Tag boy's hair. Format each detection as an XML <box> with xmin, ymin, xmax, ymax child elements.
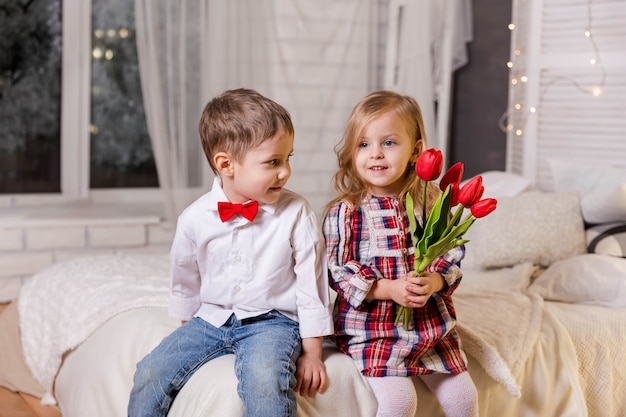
<box><xmin>328</xmin><ymin>90</ymin><xmax>440</xmax><ymax>211</ymax></box>
<box><xmin>198</xmin><ymin>88</ymin><xmax>294</xmax><ymax>174</ymax></box>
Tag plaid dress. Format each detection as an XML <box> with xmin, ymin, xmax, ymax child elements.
<box><xmin>323</xmin><ymin>196</ymin><xmax>468</xmax><ymax>377</ymax></box>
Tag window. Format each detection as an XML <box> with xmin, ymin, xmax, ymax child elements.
<box><xmin>0</xmin><ymin>0</ymin><xmax>158</xmax><ymax>199</ymax></box>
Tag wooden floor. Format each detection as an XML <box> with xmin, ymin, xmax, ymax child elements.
<box><xmin>0</xmin><ymin>387</ymin><xmax>61</xmax><ymax>417</ymax></box>
<box><xmin>0</xmin><ymin>303</ymin><xmax>61</xmax><ymax>417</ymax></box>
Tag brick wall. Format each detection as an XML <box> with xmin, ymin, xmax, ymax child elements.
<box><xmin>0</xmin><ymin>209</ymin><xmax>174</xmax><ymax>301</ymax></box>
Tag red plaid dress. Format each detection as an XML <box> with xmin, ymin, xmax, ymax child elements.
<box><xmin>323</xmin><ymin>196</ymin><xmax>468</xmax><ymax>376</ymax></box>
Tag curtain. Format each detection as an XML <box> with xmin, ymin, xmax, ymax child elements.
<box><xmin>393</xmin><ymin>0</ymin><xmax>473</xmax><ymax>163</ymax></box>
<box><xmin>134</xmin><ymin>0</ymin><xmax>273</xmax><ymax>222</ymax></box>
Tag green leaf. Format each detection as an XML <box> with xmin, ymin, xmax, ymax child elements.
<box><xmin>417</xmin><ymin>234</ymin><xmax>463</xmax><ymax>272</ymax></box>
<box><xmin>417</xmin><ymin>186</ymin><xmax>451</xmax><ymax>254</ymax></box>
<box><xmin>448</xmin><ymin>215</ymin><xmax>476</xmax><ymax>239</ymax></box>
<box><xmin>405</xmin><ymin>192</ymin><xmax>418</xmax><ymax>237</ymax></box>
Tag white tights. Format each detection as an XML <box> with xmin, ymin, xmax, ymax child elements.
<box><xmin>366</xmin><ymin>372</ymin><xmax>478</xmax><ymax>417</ymax></box>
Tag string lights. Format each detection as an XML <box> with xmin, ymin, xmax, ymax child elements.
<box><xmin>499</xmin><ymin>0</ymin><xmax>606</xmax><ymax>135</ymax></box>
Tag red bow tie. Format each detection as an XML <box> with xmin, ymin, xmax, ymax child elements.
<box><xmin>217</xmin><ymin>201</ymin><xmax>259</xmax><ymax>222</ymax></box>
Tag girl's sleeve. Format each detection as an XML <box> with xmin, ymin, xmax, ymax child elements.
<box><xmin>426</xmin><ymin>245</ymin><xmax>465</xmax><ymax>295</ymax></box>
<box><xmin>323</xmin><ymin>203</ymin><xmax>384</xmax><ymax>309</ymax></box>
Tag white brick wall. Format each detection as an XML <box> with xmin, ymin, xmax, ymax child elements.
<box><xmin>270</xmin><ymin>0</ymin><xmax>386</xmax><ymax>214</ymax></box>
<box><xmin>26</xmin><ymin>227</ymin><xmax>86</xmax><ymax>250</ymax></box>
<box><xmin>0</xmin><ymin>210</ymin><xmax>174</xmax><ymax>302</ymax></box>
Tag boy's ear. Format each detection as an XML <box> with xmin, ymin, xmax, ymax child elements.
<box><xmin>214</xmin><ymin>152</ymin><xmax>234</xmax><ymax>177</ymax></box>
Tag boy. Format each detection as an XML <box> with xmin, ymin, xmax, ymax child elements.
<box><xmin>128</xmin><ymin>88</ymin><xmax>333</xmax><ymax>417</ymax></box>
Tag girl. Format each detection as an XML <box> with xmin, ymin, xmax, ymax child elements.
<box><xmin>323</xmin><ymin>91</ymin><xmax>478</xmax><ymax>417</ymax></box>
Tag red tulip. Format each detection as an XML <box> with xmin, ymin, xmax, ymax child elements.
<box><xmin>415</xmin><ymin>148</ymin><xmax>443</xmax><ymax>181</ymax></box>
<box><xmin>458</xmin><ymin>176</ymin><xmax>484</xmax><ymax>207</ymax></box>
<box><xmin>470</xmin><ymin>198</ymin><xmax>497</xmax><ymax>218</ymax></box>
<box><xmin>449</xmin><ymin>182</ymin><xmax>460</xmax><ymax>207</ymax></box>
<box><xmin>439</xmin><ymin>162</ymin><xmax>464</xmax><ymax>192</ymax></box>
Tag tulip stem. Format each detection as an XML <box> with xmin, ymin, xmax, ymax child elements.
<box><xmin>421</xmin><ymin>181</ymin><xmax>427</xmax><ymax>225</ymax></box>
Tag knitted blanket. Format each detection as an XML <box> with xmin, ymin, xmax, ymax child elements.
<box><xmin>18</xmin><ymin>253</ymin><xmax>171</xmax><ymax>405</ymax></box>
<box><xmin>455</xmin><ymin>289</ymin><xmax>544</xmax><ymax>397</ymax></box>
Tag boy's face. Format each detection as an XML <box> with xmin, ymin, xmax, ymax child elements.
<box><xmin>224</xmin><ymin>130</ymin><xmax>294</xmax><ymax>205</ymax></box>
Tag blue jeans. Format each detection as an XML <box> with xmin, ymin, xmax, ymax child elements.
<box><xmin>128</xmin><ymin>311</ymin><xmax>301</xmax><ymax>417</ymax></box>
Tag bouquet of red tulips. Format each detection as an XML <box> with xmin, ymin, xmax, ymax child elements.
<box><xmin>395</xmin><ymin>148</ymin><xmax>498</xmax><ymax>328</ymax></box>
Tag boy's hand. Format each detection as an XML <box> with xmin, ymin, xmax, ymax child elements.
<box><xmin>294</xmin><ymin>337</ymin><xmax>327</xmax><ymax>397</ymax></box>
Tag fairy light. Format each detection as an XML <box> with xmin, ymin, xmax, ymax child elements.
<box><xmin>499</xmin><ymin>0</ymin><xmax>606</xmax><ymax>135</ymax></box>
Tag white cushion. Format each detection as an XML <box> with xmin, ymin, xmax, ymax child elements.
<box><xmin>547</xmin><ymin>159</ymin><xmax>626</xmax><ymax>194</ymax></box>
<box><xmin>460</xmin><ymin>170</ymin><xmax>531</xmax><ymax>199</ymax></box>
<box><xmin>547</xmin><ymin>159</ymin><xmax>626</xmax><ymax>224</ymax></box>
<box><xmin>462</xmin><ymin>191</ymin><xmax>586</xmax><ymax>269</ymax></box>
<box><xmin>580</xmin><ymin>184</ymin><xmax>626</xmax><ymax>225</ymax></box>
<box><xmin>528</xmin><ymin>254</ymin><xmax>626</xmax><ymax>308</ymax></box>
<box><xmin>586</xmin><ymin>222</ymin><xmax>626</xmax><ymax>258</ymax></box>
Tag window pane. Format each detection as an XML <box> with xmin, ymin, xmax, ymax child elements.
<box><xmin>0</xmin><ymin>0</ymin><xmax>62</xmax><ymax>194</ymax></box>
<box><xmin>90</xmin><ymin>0</ymin><xmax>158</xmax><ymax>188</ymax></box>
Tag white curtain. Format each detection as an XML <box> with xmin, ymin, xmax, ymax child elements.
<box><xmin>134</xmin><ymin>0</ymin><xmax>377</xmax><ymax>220</ymax></box>
<box><xmin>134</xmin><ymin>0</ymin><xmax>273</xmax><ymax>222</ymax></box>
<box><xmin>391</xmin><ymin>0</ymin><xmax>473</xmax><ymax>163</ymax></box>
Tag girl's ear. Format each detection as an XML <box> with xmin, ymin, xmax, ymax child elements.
<box><xmin>214</xmin><ymin>152</ymin><xmax>234</xmax><ymax>177</ymax></box>
<box><xmin>411</xmin><ymin>138</ymin><xmax>423</xmax><ymax>162</ymax></box>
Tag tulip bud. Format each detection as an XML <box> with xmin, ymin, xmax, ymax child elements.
<box><xmin>470</xmin><ymin>198</ymin><xmax>497</xmax><ymax>218</ymax></box>
<box><xmin>415</xmin><ymin>148</ymin><xmax>444</xmax><ymax>181</ymax></box>
<box><xmin>449</xmin><ymin>182</ymin><xmax>460</xmax><ymax>207</ymax></box>
<box><xmin>458</xmin><ymin>176</ymin><xmax>484</xmax><ymax>207</ymax></box>
<box><xmin>439</xmin><ymin>162</ymin><xmax>464</xmax><ymax>192</ymax></box>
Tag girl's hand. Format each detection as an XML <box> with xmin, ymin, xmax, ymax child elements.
<box><xmin>404</xmin><ymin>271</ymin><xmax>444</xmax><ymax>307</ymax></box>
<box><xmin>366</xmin><ymin>272</ymin><xmax>444</xmax><ymax>307</ymax></box>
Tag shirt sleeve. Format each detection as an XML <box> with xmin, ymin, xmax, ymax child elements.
<box><xmin>323</xmin><ymin>203</ymin><xmax>384</xmax><ymax>309</ymax></box>
<box><xmin>168</xmin><ymin>215</ymin><xmax>202</xmax><ymax>321</ymax></box>
<box><xmin>291</xmin><ymin>207</ymin><xmax>334</xmax><ymax>339</ymax></box>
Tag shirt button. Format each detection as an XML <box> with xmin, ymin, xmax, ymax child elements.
<box><xmin>234</xmin><ymin>255</ymin><xmax>241</xmax><ymax>262</ymax></box>
<box><xmin>234</xmin><ymin>285</ymin><xmax>241</xmax><ymax>292</ymax></box>
<box><xmin>402</xmin><ymin>248</ymin><xmax>408</xmax><ymax>254</ymax></box>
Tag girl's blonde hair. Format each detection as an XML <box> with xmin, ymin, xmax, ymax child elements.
<box><xmin>327</xmin><ymin>90</ymin><xmax>441</xmax><ymax>213</ymax></box>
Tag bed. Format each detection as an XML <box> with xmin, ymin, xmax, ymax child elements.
<box><xmin>1</xmin><ymin>171</ymin><xmax>625</xmax><ymax>417</ymax></box>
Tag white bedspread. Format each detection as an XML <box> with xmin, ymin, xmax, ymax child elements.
<box><xmin>545</xmin><ymin>302</ymin><xmax>626</xmax><ymax>417</ymax></box>
<box><xmin>18</xmin><ymin>253</ymin><xmax>171</xmax><ymax>405</ymax></box>
<box><xmin>18</xmin><ymin>253</ymin><xmax>544</xmax><ymax>406</ymax></box>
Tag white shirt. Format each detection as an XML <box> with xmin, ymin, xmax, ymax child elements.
<box><xmin>169</xmin><ymin>178</ymin><xmax>333</xmax><ymax>339</ymax></box>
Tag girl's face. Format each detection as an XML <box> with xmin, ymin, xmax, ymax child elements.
<box><xmin>354</xmin><ymin>111</ymin><xmax>418</xmax><ymax>197</ymax></box>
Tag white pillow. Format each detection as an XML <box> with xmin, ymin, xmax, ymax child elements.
<box><xmin>528</xmin><ymin>254</ymin><xmax>626</xmax><ymax>308</ymax></box>
<box><xmin>462</xmin><ymin>191</ymin><xmax>586</xmax><ymax>269</ymax></box>
<box><xmin>547</xmin><ymin>159</ymin><xmax>626</xmax><ymax>194</ymax></box>
<box><xmin>586</xmin><ymin>222</ymin><xmax>626</xmax><ymax>258</ymax></box>
<box><xmin>580</xmin><ymin>184</ymin><xmax>626</xmax><ymax>224</ymax></box>
<box><xmin>460</xmin><ymin>171</ymin><xmax>532</xmax><ymax>199</ymax></box>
